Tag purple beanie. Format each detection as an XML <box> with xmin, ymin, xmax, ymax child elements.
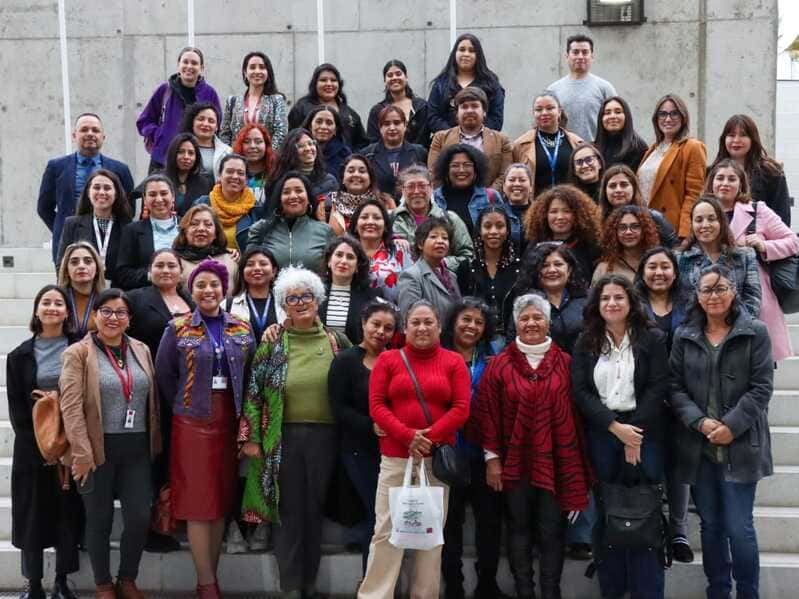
<box><xmin>187</xmin><ymin>259</ymin><xmax>230</xmax><ymax>296</ymax></box>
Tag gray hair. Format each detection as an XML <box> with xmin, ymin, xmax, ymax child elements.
<box><xmin>512</xmin><ymin>293</ymin><xmax>551</xmax><ymax>324</ymax></box>
<box><xmin>273</xmin><ymin>266</ymin><xmax>326</xmax><ymax>308</ymax></box>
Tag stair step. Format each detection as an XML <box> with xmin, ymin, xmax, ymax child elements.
<box><xmin>788</xmin><ymin>324</ymin><xmax>799</xmax><ymax>349</ymax></box>
<box><xmin>0</xmin><ymin>328</ymin><xmax>28</xmax><ymax>356</ymax></box>
<box><xmin>0</xmin><ymin>274</ymin><xmax>56</xmax><ymax>300</ymax></box>
<box><xmin>686</xmin><ymin>506</ymin><xmax>799</xmax><ymax>553</ymax></box>
<box><xmin>770</xmin><ymin>390</ymin><xmax>799</xmax><ymax>427</ymax></box>
<box><xmin>0</xmin><ymin>358</ymin><xmax>5</xmax><ymax>387</ymax></box>
<box><xmin>0</xmin><ymin>300</ymin><xmax>33</xmax><ymax>326</ymax></box>
<box><xmin>775</xmin><ymin>357</ymin><xmax>799</xmax><ymax>390</ymax></box>
<box><xmin>0</xmin><ymin>248</ymin><xmax>54</xmax><ymax>273</ymax></box>
<box><xmin>757</xmin><ymin>466</ymin><xmax>799</xmax><ymax>507</ymax></box>
<box><xmin>771</xmin><ymin>426</ymin><xmax>799</xmax><ymax>465</ymax></box>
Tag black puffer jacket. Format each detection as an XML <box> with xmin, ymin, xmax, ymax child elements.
<box><xmin>669</xmin><ymin>311</ymin><xmax>773</xmax><ymax>484</ymax></box>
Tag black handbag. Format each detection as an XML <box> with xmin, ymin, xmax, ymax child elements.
<box><xmin>398</xmin><ymin>349</ymin><xmax>471</xmax><ymax>488</ymax></box>
<box><xmin>599</xmin><ymin>479</ymin><xmax>664</xmax><ymax>550</ymax></box>
<box><xmin>748</xmin><ymin>202</ymin><xmax>799</xmax><ymax>312</ymax></box>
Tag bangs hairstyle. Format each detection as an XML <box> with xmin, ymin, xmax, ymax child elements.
<box><xmin>273</xmin><ymin>266</ymin><xmax>326</xmax><ymax>308</ymax></box>
<box><xmin>232</xmin><ymin>246</ymin><xmax>279</xmax><ymax>297</ymax></box>
<box><xmin>339</xmin><ymin>154</ymin><xmax>379</xmax><ymax>194</ymax></box>
<box><xmin>179</xmin><ymin>101</ymin><xmax>221</xmax><ymax>136</ymax></box>
<box><xmin>433</xmin><ymin>33</ymin><xmax>500</xmax><ymax>95</ymax></box>
<box><xmin>240</xmin><ymin>51</ymin><xmax>281</xmax><ymax>96</ymax></box>
<box><xmin>634</xmin><ymin>245</ymin><xmax>683</xmax><ymax>304</ymax></box>
<box><xmin>361</xmin><ymin>297</ymin><xmax>402</xmax><ymax>329</ymax></box>
<box><xmin>568</xmin><ymin>141</ymin><xmax>605</xmax><ymax>182</ymax></box>
<box><xmin>30</xmin><ymin>284</ymin><xmax>75</xmax><ymax>336</ymax></box>
<box><xmin>594</xmin><ymin>96</ymin><xmax>647</xmax><ymax>158</ymax></box>
<box><xmin>377</xmin><ymin>104</ymin><xmax>407</xmax><ymax>127</ymax></box>
<box><xmin>578</xmin><ymin>273</ymin><xmax>652</xmax><ymax>356</ymax></box>
<box><xmin>413</xmin><ymin>216</ymin><xmax>454</xmax><ymax>259</ymax></box>
<box><xmin>75</xmin><ymin>168</ymin><xmax>131</xmax><ymax>222</ymax></box>
<box><xmin>307</xmin><ymin>63</ymin><xmax>347</xmax><ymax>104</ymax></box>
<box><xmin>434</xmin><ymin>143</ymin><xmax>489</xmax><ymax>188</ymax></box>
<box><xmin>302</xmin><ymin>105</ymin><xmax>344</xmax><ymax>141</ymax></box>
<box><xmin>232</xmin><ymin>123</ymin><xmax>276</xmax><ymax>176</ymax></box>
<box><xmin>705</xmin><ymin>158</ymin><xmax>751</xmax><ymax>203</ymax></box>
<box><xmin>713</xmin><ymin>114</ymin><xmax>783</xmax><ymax>178</ymax></box>
<box><xmin>598</xmin><ymin>164</ymin><xmax>644</xmax><ymax>218</ymax></box>
<box><xmin>518</xmin><ymin>241</ymin><xmax>587</xmax><ymax>296</ymax></box>
<box><xmin>441</xmin><ymin>295</ymin><xmax>496</xmax><ymax>350</ymax></box>
<box><xmin>173</xmin><ymin>205</ymin><xmax>228</xmax><ymax>253</ymax></box>
<box><xmin>685</xmin><ymin>263</ymin><xmax>744</xmax><ymax>328</ymax></box>
<box><xmin>347</xmin><ymin>198</ymin><xmax>397</xmax><ymax>253</ymax></box>
<box><xmin>651</xmin><ymin>94</ymin><xmax>690</xmax><ymax>143</ymax></box>
<box><xmin>599</xmin><ymin>205</ymin><xmax>660</xmax><ymax>265</ymax></box>
<box><xmin>686</xmin><ymin>195</ymin><xmax>736</xmax><ymax>255</ymax></box>
<box><xmin>523</xmin><ymin>184</ymin><xmax>602</xmax><ymax>244</ymax></box>
<box><xmin>454</xmin><ymin>86</ymin><xmax>488</xmax><ymax>111</ymax></box>
<box><xmin>57</xmin><ymin>241</ymin><xmax>107</xmax><ymax>294</ymax></box>
<box><xmin>381</xmin><ymin>59</ymin><xmax>415</xmax><ymax>102</ymax></box>
<box><xmin>164</xmin><ymin>133</ymin><xmax>204</xmax><ymax>180</ymax></box>
<box><xmin>272</xmin><ymin>128</ymin><xmax>327</xmax><ymax>183</ymax></box>
<box><xmin>321</xmin><ymin>234</ymin><xmax>371</xmax><ymax>290</ymax></box>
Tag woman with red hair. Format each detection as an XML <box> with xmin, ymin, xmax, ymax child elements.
<box><xmin>592</xmin><ymin>205</ymin><xmax>660</xmax><ymax>283</ymax></box>
<box><xmin>232</xmin><ymin>123</ymin><xmax>276</xmax><ymax>210</ymax></box>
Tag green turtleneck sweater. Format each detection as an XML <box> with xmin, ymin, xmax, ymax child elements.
<box><xmin>283</xmin><ymin>325</ymin><xmax>336</xmax><ymax>424</ymax></box>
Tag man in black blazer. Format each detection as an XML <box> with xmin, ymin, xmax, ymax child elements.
<box><xmin>37</xmin><ymin>113</ymin><xmax>135</xmax><ymax>263</ymax></box>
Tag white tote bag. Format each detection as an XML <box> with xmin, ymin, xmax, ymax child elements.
<box><xmin>388</xmin><ymin>458</ymin><xmax>445</xmax><ymax>550</ymax></box>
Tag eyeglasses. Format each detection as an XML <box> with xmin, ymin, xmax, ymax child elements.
<box><xmin>698</xmin><ymin>286</ymin><xmax>731</xmax><ymax>297</ymax></box>
<box><xmin>574</xmin><ymin>155</ymin><xmax>597</xmax><ymax>167</ymax></box>
<box><xmin>403</xmin><ymin>182</ymin><xmax>430</xmax><ymax>191</ymax></box>
<box><xmin>97</xmin><ymin>307</ymin><xmax>130</xmax><ymax>320</ymax></box>
<box><xmin>296</xmin><ymin>140</ymin><xmax>317</xmax><ymax>150</ymax></box>
<box><xmin>285</xmin><ymin>292</ymin><xmax>316</xmax><ymax>306</ymax></box>
<box><xmin>616</xmin><ymin>223</ymin><xmax>642</xmax><ymax>233</ymax></box>
<box><xmin>657</xmin><ymin>110</ymin><xmax>682</xmax><ymax>121</ymax></box>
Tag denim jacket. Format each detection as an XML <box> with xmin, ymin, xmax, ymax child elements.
<box><xmin>432</xmin><ymin>186</ymin><xmax>521</xmax><ymax>247</ymax></box>
<box><xmin>155</xmin><ymin>308</ymin><xmax>255</xmax><ymax>419</ymax></box>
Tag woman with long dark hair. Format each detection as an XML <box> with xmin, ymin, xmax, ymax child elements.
<box><xmin>172</xmin><ymin>205</ymin><xmax>239</xmax><ymax>290</ymax></box>
<box><xmin>593</xmin><ymin>96</ymin><xmax>648</xmax><ymax>171</ymax></box>
<box><xmin>367</xmin><ymin>59</ymin><xmax>429</xmax><ymax>146</ymax></box>
<box><xmin>427</xmin><ymin>33</ymin><xmax>505</xmax><ymax>134</ymax></box>
<box><xmin>712</xmin><ymin>113</ymin><xmax>792</xmax><ymax>225</ymax></box>
<box><xmin>161</xmin><ymin>133</ymin><xmax>213</xmax><ymax>216</ymax></box>
<box><xmin>288</xmin><ymin>63</ymin><xmax>369</xmax><ymax>149</ymax></box>
<box><xmin>670</xmin><ymin>264</ymin><xmax>774</xmax><ymax>598</ymax></box>
<box><xmin>302</xmin><ymin>105</ymin><xmax>353</xmax><ymax>181</ymax></box>
<box><xmin>227</xmin><ymin>246</ymin><xmax>280</xmax><ymax>343</ymax></box>
<box><xmin>220</xmin><ymin>51</ymin><xmax>287</xmax><ymax>150</ymax></box>
<box><xmin>179</xmin><ymin>101</ymin><xmax>232</xmax><ymax>181</ymax></box>
<box><xmin>572</xmin><ymin>275</ymin><xmax>669</xmax><ymax>599</ymax></box>
<box><xmin>269</xmin><ymin>128</ymin><xmax>338</xmax><ymax>206</ymax></box>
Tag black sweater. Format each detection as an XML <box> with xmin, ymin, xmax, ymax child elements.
<box><xmin>328</xmin><ymin>346</ymin><xmax>379</xmax><ymax>455</ymax></box>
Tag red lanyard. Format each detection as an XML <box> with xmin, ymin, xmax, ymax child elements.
<box><xmin>103</xmin><ymin>341</ymin><xmax>133</xmax><ymax>403</ymax></box>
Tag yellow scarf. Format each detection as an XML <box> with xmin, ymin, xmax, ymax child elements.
<box><xmin>209</xmin><ymin>184</ymin><xmax>257</xmax><ymax>250</ymax></box>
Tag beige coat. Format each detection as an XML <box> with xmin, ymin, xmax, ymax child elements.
<box><xmin>511</xmin><ymin>127</ymin><xmax>583</xmax><ymax>197</ymax></box>
<box><xmin>59</xmin><ymin>334</ymin><xmax>161</xmax><ymax>466</ymax></box>
<box><xmin>428</xmin><ymin>126</ymin><xmax>513</xmax><ymax>190</ymax></box>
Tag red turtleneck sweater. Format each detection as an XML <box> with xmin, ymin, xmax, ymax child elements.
<box><xmin>369</xmin><ymin>343</ymin><xmax>471</xmax><ymax>458</ymax></box>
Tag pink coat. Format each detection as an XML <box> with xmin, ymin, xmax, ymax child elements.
<box><xmin>730</xmin><ymin>201</ymin><xmax>799</xmax><ymax>361</ymax></box>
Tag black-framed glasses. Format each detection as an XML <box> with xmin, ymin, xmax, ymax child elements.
<box><xmin>574</xmin><ymin>155</ymin><xmax>597</xmax><ymax>167</ymax></box>
<box><xmin>616</xmin><ymin>223</ymin><xmax>642</xmax><ymax>233</ymax></box>
<box><xmin>285</xmin><ymin>292</ymin><xmax>316</xmax><ymax>306</ymax></box>
<box><xmin>656</xmin><ymin>110</ymin><xmax>682</xmax><ymax>121</ymax></box>
<box><xmin>97</xmin><ymin>307</ymin><xmax>130</xmax><ymax>320</ymax></box>
<box><xmin>698</xmin><ymin>286</ymin><xmax>731</xmax><ymax>297</ymax></box>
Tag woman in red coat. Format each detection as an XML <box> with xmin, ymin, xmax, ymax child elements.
<box><xmin>478</xmin><ymin>292</ymin><xmax>591</xmax><ymax>599</ymax></box>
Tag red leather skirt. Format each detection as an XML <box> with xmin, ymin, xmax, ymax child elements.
<box><xmin>170</xmin><ymin>391</ymin><xmax>237</xmax><ymax>521</ymax></box>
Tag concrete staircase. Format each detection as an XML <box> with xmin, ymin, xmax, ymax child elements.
<box><xmin>2</xmin><ymin>247</ymin><xmax>799</xmax><ymax>597</ymax></box>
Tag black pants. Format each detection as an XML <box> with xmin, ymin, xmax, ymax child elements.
<box><xmin>274</xmin><ymin>424</ymin><xmax>337</xmax><ymax>593</ymax></box>
<box><xmin>441</xmin><ymin>454</ymin><xmax>503</xmax><ymax>593</ymax></box>
<box><xmin>81</xmin><ymin>433</ymin><xmax>152</xmax><ymax>585</ymax></box>
<box><xmin>504</xmin><ymin>482</ymin><xmax>566</xmax><ymax>599</ymax></box>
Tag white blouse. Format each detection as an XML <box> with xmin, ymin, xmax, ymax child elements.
<box><xmin>637</xmin><ymin>142</ymin><xmax>671</xmax><ymax>205</ymax></box>
<box><xmin>593</xmin><ymin>332</ymin><xmax>636</xmax><ymax>413</ymax></box>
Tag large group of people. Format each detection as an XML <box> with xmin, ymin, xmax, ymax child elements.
<box><xmin>13</xmin><ymin>30</ymin><xmax>792</xmax><ymax>599</ymax></box>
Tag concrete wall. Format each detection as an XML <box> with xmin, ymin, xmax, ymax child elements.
<box><xmin>0</xmin><ymin>0</ymin><xmax>778</xmax><ymax>247</ymax></box>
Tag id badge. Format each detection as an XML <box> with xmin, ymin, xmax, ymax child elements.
<box><xmin>124</xmin><ymin>409</ymin><xmax>136</xmax><ymax>429</ymax></box>
<box><xmin>212</xmin><ymin>375</ymin><xmax>228</xmax><ymax>390</ymax></box>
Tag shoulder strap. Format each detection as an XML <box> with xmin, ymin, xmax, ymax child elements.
<box><xmin>159</xmin><ymin>87</ymin><xmax>172</xmax><ymax>126</ymax></box>
<box><xmin>746</xmin><ymin>201</ymin><xmax>758</xmax><ymax>235</ymax></box>
<box><xmin>399</xmin><ymin>349</ymin><xmax>433</xmax><ymax>426</ymax></box>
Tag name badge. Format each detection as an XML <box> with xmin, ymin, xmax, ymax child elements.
<box><xmin>212</xmin><ymin>375</ymin><xmax>228</xmax><ymax>390</ymax></box>
<box><xmin>124</xmin><ymin>409</ymin><xmax>136</xmax><ymax>429</ymax></box>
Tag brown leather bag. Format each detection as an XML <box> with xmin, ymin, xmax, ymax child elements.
<box><xmin>31</xmin><ymin>390</ymin><xmax>69</xmax><ymax>466</ymax></box>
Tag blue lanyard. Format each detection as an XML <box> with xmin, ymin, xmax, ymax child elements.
<box><xmin>208</xmin><ymin>326</ymin><xmax>225</xmax><ymax>375</ymax></box>
<box><xmin>537</xmin><ymin>129</ymin><xmax>563</xmax><ymax>186</ymax></box>
<box><xmin>68</xmin><ymin>288</ymin><xmax>94</xmax><ymax>336</ymax></box>
<box><xmin>246</xmin><ymin>293</ymin><xmax>271</xmax><ymax>334</ymax></box>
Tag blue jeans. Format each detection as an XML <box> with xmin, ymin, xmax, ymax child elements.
<box><xmin>691</xmin><ymin>457</ymin><xmax>759</xmax><ymax>599</ymax></box>
<box><xmin>588</xmin><ymin>429</ymin><xmax>665</xmax><ymax>599</ymax></box>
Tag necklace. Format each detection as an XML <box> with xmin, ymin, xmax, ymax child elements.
<box><xmin>538</xmin><ymin>130</ymin><xmax>559</xmax><ymax>148</ymax></box>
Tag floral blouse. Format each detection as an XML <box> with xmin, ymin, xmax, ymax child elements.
<box><xmin>369</xmin><ymin>241</ymin><xmax>412</xmax><ymax>302</ymax></box>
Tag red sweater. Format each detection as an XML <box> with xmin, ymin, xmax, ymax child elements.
<box><xmin>369</xmin><ymin>344</ymin><xmax>471</xmax><ymax>458</ymax></box>
<box><xmin>477</xmin><ymin>341</ymin><xmax>592</xmax><ymax>511</ymax></box>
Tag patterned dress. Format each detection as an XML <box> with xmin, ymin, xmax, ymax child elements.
<box><xmin>368</xmin><ymin>241</ymin><xmax>413</xmax><ymax>302</ymax></box>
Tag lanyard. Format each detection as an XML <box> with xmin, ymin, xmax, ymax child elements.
<box><xmin>102</xmin><ymin>340</ymin><xmax>133</xmax><ymax>402</ymax></box>
<box><xmin>246</xmin><ymin>293</ymin><xmax>271</xmax><ymax>333</ymax></box>
<box><xmin>537</xmin><ymin>130</ymin><xmax>563</xmax><ymax>186</ymax></box>
<box><xmin>208</xmin><ymin>325</ymin><xmax>225</xmax><ymax>375</ymax></box>
<box><xmin>93</xmin><ymin>217</ymin><xmax>114</xmax><ymax>260</ymax></box>
<box><xmin>68</xmin><ymin>288</ymin><xmax>94</xmax><ymax>336</ymax></box>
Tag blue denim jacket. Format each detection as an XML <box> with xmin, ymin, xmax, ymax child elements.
<box><xmin>433</xmin><ymin>186</ymin><xmax>522</xmax><ymax>247</ymax></box>
<box><xmin>155</xmin><ymin>308</ymin><xmax>254</xmax><ymax>419</ymax></box>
